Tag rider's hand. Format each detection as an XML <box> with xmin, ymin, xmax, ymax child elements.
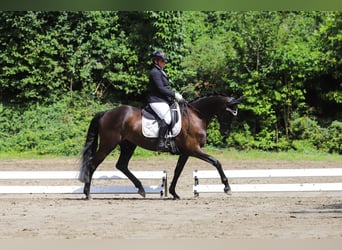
<box><xmin>175</xmin><ymin>93</ymin><xmax>185</xmax><ymax>102</ymax></box>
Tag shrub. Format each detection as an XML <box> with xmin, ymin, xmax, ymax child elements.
<box><xmin>324</xmin><ymin>120</ymin><xmax>342</xmax><ymax>154</ymax></box>
<box><xmin>289</xmin><ymin>116</ymin><xmax>342</xmax><ymax>153</ymax></box>
<box><xmin>0</xmin><ymin>94</ymin><xmax>110</xmax><ymax>156</ymax></box>
<box><xmin>226</xmin><ymin>123</ymin><xmax>255</xmax><ymax>150</ymax></box>
<box><xmin>206</xmin><ymin>118</ymin><xmax>224</xmax><ymax>147</ymax></box>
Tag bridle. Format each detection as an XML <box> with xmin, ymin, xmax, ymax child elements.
<box><xmin>226</xmin><ymin>107</ymin><xmax>238</xmax><ymax>116</ymax></box>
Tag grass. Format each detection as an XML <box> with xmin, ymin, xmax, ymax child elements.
<box><xmin>0</xmin><ymin>148</ymin><xmax>341</xmax><ymax>161</ymax></box>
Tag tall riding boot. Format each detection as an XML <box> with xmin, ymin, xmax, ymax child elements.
<box><xmin>157</xmin><ymin>119</ymin><xmax>169</xmax><ymax>151</ymax></box>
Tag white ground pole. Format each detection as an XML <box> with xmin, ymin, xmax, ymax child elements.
<box><xmin>193</xmin><ymin>168</ymin><xmax>342</xmax><ymax>196</ymax></box>
<box><xmin>0</xmin><ymin>171</ymin><xmax>167</xmax><ymax>197</ymax></box>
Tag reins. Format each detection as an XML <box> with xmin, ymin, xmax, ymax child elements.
<box><xmin>180</xmin><ymin>101</ymin><xmax>191</xmax><ymax>135</ymax></box>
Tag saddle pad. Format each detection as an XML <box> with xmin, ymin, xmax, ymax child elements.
<box><xmin>142</xmin><ymin>103</ymin><xmax>182</xmax><ymax>138</ymax></box>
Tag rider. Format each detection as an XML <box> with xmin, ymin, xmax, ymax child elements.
<box><xmin>147</xmin><ymin>50</ymin><xmax>184</xmax><ymax>151</ymax></box>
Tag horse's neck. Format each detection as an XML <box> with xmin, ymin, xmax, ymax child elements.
<box><xmin>190</xmin><ymin>99</ymin><xmax>220</xmax><ymax>122</ymax></box>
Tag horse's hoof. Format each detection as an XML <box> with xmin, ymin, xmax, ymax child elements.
<box><xmin>225</xmin><ymin>189</ymin><xmax>232</xmax><ymax>196</ymax></box>
<box><xmin>138</xmin><ymin>189</ymin><xmax>146</xmax><ymax>198</ymax></box>
<box><xmin>84</xmin><ymin>195</ymin><xmax>93</xmax><ymax>200</ymax></box>
<box><xmin>169</xmin><ymin>190</ymin><xmax>180</xmax><ymax>200</ymax></box>
<box><xmin>224</xmin><ymin>187</ymin><xmax>232</xmax><ymax>196</ymax></box>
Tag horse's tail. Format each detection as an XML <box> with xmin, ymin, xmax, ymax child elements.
<box><xmin>78</xmin><ymin>111</ymin><xmax>105</xmax><ymax>183</ymax></box>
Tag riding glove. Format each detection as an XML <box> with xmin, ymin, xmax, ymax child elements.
<box><xmin>175</xmin><ymin>93</ymin><xmax>185</xmax><ymax>102</ymax></box>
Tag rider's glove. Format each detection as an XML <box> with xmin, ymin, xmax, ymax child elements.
<box><xmin>175</xmin><ymin>93</ymin><xmax>185</xmax><ymax>102</ymax></box>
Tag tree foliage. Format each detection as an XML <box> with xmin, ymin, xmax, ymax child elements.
<box><xmin>0</xmin><ymin>11</ymin><xmax>341</xmax><ymax>155</ymax></box>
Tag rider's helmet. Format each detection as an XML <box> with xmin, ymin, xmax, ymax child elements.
<box><xmin>151</xmin><ymin>50</ymin><xmax>169</xmax><ymax>62</ymax></box>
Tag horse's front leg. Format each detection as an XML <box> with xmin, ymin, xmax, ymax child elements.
<box><xmin>193</xmin><ymin>150</ymin><xmax>231</xmax><ymax>195</ymax></box>
<box><xmin>169</xmin><ymin>154</ymin><xmax>189</xmax><ymax>200</ymax></box>
<box><xmin>208</xmin><ymin>155</ymin><xmax>231</xmax><ymax>195</ymax></box>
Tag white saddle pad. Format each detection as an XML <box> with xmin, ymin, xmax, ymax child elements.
<box><xmin>142</xmin><ymin>103</ymin><xmax>182</xmax><ymax>138</ymax></box>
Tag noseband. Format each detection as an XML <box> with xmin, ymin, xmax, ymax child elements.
<box><xmin>226</xmin><ymin>107</ymin><xmax>238</xmax><ymax>116</ymax></box>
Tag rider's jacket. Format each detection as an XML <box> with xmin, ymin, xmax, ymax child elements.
<box><xmin>147</xmin><ymin>64</ymin><xmax>175</xmax><ymax>104</ymax></box>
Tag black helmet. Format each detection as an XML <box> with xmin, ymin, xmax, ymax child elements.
<box><xmin>151</xmin><ymin>50</ymin><xmax>169</xmax><ymax>62</ymax></box>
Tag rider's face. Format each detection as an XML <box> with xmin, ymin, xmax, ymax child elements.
<box><xmin>157</xmin><ymin>59</ymin><xmax>166</xmax><ymax>68</ymax></box>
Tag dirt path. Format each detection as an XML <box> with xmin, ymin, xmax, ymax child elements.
<box><xmin>0</xmin><ymin>158</ymin><xmax>341</xmax><ymax>239</ymax></box>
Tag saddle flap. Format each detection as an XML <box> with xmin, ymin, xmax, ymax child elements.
<box><xmin>142</xmin><ymin>105</ymin><xmax>160</xmax><ymax>121</ymax></box>
<box><xmin>142</xmin><ymin>102</ymin><xmax>182</xmax><ymax>138</ymax></box>
<box><xmin>169</xmin><ymin>102</ymin><xmax>179</xmax><ymax>128</ymax></box>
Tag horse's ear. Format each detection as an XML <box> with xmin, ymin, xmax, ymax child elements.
<box><xmin>228</xmin><ymin>96</ymin><xmax>245</xmax><ymax>105</ymax></box>
<box><xmin>235</xmin><ymin>96</ymin><xmax>245</xmax><ymax>103</ymax></box>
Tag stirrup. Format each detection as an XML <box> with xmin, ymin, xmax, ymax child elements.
<box><xmin>157</xmin><ymin>140</ymin><xmax>165</xmax><ymax>149</ymax></box>
<box><xmin>168</xmin><ymin>139</ymin><xmax>179</xmax><ymax>155</ymax></box>
<box><xmin>156</xmin><ymin>138</ymin><xmax>167</xmax><ymax>151</ymax></box>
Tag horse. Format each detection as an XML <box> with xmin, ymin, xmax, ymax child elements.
<box><xmin>78</xmin><ymin>94</ymin><xmax>244</xmax><ymax>200</ymax></box>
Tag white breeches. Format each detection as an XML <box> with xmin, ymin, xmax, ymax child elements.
<box><xmin>149</xmin><ymin>102</ymin><xmax>171</xmax><ymax>125</ymax></box>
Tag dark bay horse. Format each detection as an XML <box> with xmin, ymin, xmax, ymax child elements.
<box><xmin>79</xmin><ymin>94</ymin><xmax>244</xmax><ymax>199</ymax></box>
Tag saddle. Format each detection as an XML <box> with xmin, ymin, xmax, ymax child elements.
<box><xmin>141</xmin><ymin>102</ymin><xmax>182</xmax><ymax>139</ymax></box>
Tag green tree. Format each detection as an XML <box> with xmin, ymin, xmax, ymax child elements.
<box><xmin>269</xmin><ymin>12</ymin><xmax>324</xmax><ymax>140</ymax></box>
<box><xmin>308</xmin><ymin>11</ymin><xmax>342</xmax><ymax>120</ymax></box>
<box><xmin>0</xmin><ymin>12</ymin><xmax>65</xmax><ymax>103</ymax></box>
<box><xmin>1</xmin><ymin>11</ymin><xmax>341</xmax><ymax>155</ymax></box>
<box><xmin>146</xmin><ymin>11</ymin><xmax>187</xmax><ymax>90</ymax></box>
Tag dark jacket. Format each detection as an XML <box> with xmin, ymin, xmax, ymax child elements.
<box><xmin>147</xmin><ymin>65</ymin><xmax>175</xmax><ymax>104</ymax></box>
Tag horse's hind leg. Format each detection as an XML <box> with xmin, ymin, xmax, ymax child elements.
<box><xmin>84</xmin><ymin>141</ymin><xmax>119</xmax><ymax>200</ymax></box>
<box><xmin>83</xmin><ymin>150</ymin><xmax>110</xmax><ymax>200</ymax></box>
<box><xmin>116</xmin><ymin>141</ymin><xmax>146</xmax><ymax>197</ymax></box>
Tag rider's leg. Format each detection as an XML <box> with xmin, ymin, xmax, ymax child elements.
<box><xmin>149</xmin><ymin>102</ymin><xmax>171</xmax><ymax>150</ymax></box>
<box><xmin>157</xmin><ymin>119</ymin><xmax>169</xmax><ymax>149</ymax></box>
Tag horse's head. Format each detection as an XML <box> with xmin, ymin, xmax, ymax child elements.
<box><xmin>188</xmin><ymin>94</ymin><xmax>244</xmax><ymax>136</ymax></box>
<box><xmin>216</xmin><ymin>96</ymin><xmax>244</xmax><ymax>136</ymax></box>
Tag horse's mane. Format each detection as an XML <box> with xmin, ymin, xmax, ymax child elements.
<box><xmin>188</xmin><ymin>93</ymin><xmax>228</xmax><ymax>104</ymax></box>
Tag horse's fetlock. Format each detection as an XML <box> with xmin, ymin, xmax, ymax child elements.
<box><xmin>116</xmin><ymin>164</ymin><xmax>125</xmax><ymax>171</ymax></box>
